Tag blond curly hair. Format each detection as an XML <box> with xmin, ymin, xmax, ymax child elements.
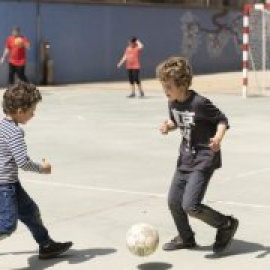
<box><xmin>156</xmin><ymin>56</ymin><xmax>193</xmax><ymax>88</ymax></box>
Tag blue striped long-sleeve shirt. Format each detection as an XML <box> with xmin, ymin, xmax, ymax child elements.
<box><xmin>0</xmin><ymin>118</ymin><xmax>43</xmax><ymax>184</ymax></box>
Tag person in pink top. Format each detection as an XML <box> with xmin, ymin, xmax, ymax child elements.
<box><xmin>117</xmin><ymin>37</ymin><xmax>145</xmax><ymax>98</ymax></box>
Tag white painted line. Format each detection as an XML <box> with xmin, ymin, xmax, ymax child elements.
<box><xmin>24</xmin><ymin>179</ymin><xmax>166</xmax><ymax>198</ymax></box>
<box><xmin>24</xmin><ymin>166</ymin><xmax>270</xmax><ymax>211</ymax></box>
<box><xmin>207</xmin><ymin>200</ymin><xmax>270</xmax><ymax>210</ymax></box>
<box><xmin>222</xmin><ymin>167</ymin><xmax>270</xmax><ymax>182</ymax></box>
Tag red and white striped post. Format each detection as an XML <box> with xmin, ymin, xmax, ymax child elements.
<box><xmin>242</xmin><ymin>3</ymin><xmax>270</xmax><ymax>98</ymax></box>
<box><xmin>242</xmin><ymin>4</ymin><xmax>251</xmax><ymax>98</ymax></box>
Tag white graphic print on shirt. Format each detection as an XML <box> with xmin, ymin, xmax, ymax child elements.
<box><xmin>172</xmin><ymin>109</ymin><xmax>195</xmax><ymax>152</ymax></box>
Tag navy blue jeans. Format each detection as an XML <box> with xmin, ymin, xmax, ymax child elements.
<box><xmin>0</xmin><ymin>182</ymin><xmax>50</xmax><ymax>246</ymax></box>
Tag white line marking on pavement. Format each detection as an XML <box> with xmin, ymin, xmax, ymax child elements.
<box><xmin>222</xmin><ymin>167</ymin><xmax>270</xmax><ymax>182</ymax></box>
<box><xmin>24</xmin><ymin>179</ymin><xmax>166</xmax><ymax>198</ymax></box>
<box><xmin>206</xmin><ymin>200</ymin><xmax>270</xmax><ymax>210</ymax></box>
<box><xmin>24</xmin><ymin>175</ymin><xmax>270</xmax><ymax>210</ymax></box>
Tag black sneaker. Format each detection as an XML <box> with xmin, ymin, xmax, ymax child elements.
<box><xmin>162</xmin><ymin>235</ymin><xmax>197</xmax><ymax>251</ymax></box>
<box><xmin>39</xmin><ymin>240</ymin><xmax>73</xmax><ymax>259</ymax></box>
<box><xmin>213</xmin><ymin>216</ymin><xmax>239</xmax><ymax>253</ymax></box>
<box><xmin>127</xmin><ymin>93</ymin><xmax>136</xmax><ymax>98</ymax></box>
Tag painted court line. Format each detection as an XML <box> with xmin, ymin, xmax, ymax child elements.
<box><xmin>222</xmin><ymin>167</ymin><xmax>270</xmax><ymax>182</ymax></box>
<box><xmin>207</xmin><ymin>200</ymin><xmax>270</xmax><ymax>210</ymax></box>
<box><xmin>24</xmin><ymin>167</ymin><xmax>270</xmax><ymax>211</ymax></box>
<box><xmin>24</xmin><ymin>179</ymin><xmax>166</xmax><ymax>198</ymax></box>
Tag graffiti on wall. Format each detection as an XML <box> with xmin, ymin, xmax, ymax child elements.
<box><xmin>181</xmin><ymin>7</ymin><xmax>242</xmax><ymax>58</ymax></box>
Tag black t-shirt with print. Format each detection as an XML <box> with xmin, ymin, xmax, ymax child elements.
<box><xmin>169</xmin><ymin>90</ymin><xmax>229</xmax><ymax>172</ymax></box>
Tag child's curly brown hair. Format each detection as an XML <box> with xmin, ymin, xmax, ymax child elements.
<box><xmin>156</xmin><ymin>56</ymin><xmax>193</xmax><ymax>88</ymax></box>
<box><xmin>2</xmin><ymin>82</ymin><xmax>42</xmax><ymax>114</ymax></box>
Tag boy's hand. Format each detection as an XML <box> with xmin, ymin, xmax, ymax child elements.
<box><xmin>209</xmin><ymin>122</ymin><xmax>227</xmax><ymax>152</ymax></box>
<box><xmin>209</xmin><ymin>137</ymin><xmax>222</xmax><ymax>152</ymax></box>
<box><xmin>41</xmin><ymin>159</ymin><xmax>52</xmax><ymax>174</ymax></box>
<box><xmin>160</xmin><ymin>120</ymin><xmax>176</xmax><ymax>135</ymax></box>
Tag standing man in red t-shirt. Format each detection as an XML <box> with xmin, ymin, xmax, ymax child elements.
<box><xmin>1</xmin><ymin>26</ymin><xmax>30</xmax><ymax>85</ymax></box>
<box><xmin>117</xmin><ymin>37</ymin><xmax>145</xmax><ymax>98</ymax></box>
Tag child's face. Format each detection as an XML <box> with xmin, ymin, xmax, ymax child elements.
<box><xmin>13</xmin><ymin>104</ymin><xmax>37</xmax><ymax>124</ymax></box>
<box><xmin>161</xmin><ymin>80</ymin><xmax>186</xmax><ymax>102</ymax></box>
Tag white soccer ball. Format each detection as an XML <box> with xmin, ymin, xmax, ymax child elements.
<box><xmin>126</xmin><ymin>223</ymin><xmax>159</xmax><ymax>257</ymax></box>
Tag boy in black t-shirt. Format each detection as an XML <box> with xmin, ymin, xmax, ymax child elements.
<box><xmin>156</xmin><ymin>57</ymin><xmax>238</xmax><ymax>253</ymax></box>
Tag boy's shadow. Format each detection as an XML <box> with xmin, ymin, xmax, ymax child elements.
<box><xmin>7</xmin><ymin>247</ymin><xmax>116</xmax><ymax>270</ymax></box>
<box><xmin>138</xmin><ymin>262</ymin><xmax>173</xmax><ymax>270</ymax></box>
<box><xmin>196</xmin><ymin>239</ymin><xmax>270</xmax><ymax>259</ymax></box>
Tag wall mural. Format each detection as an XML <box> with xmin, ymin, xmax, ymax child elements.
<box><xmin>181</xmin><ymin>7</ymin><xmax>242</xmax><ymax>59</ymax></box>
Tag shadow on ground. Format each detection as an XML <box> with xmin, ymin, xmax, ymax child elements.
<box><xmin>3</xmin><ymin>248</ymin><xmax>116</xmax><ymax>269</ymax></box>
<box><xmin>138</xmin><ymin>262</ymin><xmax>173</xmax><ymax>270</ymax></box>
<box><xmin>196</xmin><ymin>239</ymin><xmax>270</xmax><ymax>259</ymax></box>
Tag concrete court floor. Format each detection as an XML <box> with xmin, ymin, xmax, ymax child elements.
<box><xmin>0</xmin><ymin>74</ymin><xmax>270</xmax><ymax>269</ymax></box>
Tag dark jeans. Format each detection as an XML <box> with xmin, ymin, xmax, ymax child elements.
<box><xmin>168</xmin><ymin>169</ymin><xmax>228</xmax><ymax>242</ymax></box>
<box><xmin>9</xmin><ymin>64</ymin><xmax>29</xmax><ymax>85</ymax></box>
<box><xmin>127</xmin><ymin>69</ymin><xmax>140</xmax><ymax>85</ymax></box>
<box><xmin>0</xmin><ymin>182</ymin><xmax>50</xmax><ymax>246</ymax></box>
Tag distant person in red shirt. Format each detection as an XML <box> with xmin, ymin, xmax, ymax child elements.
<box><xmin>1</xmin><ymin>26</ymin><xmax>30</xmax><ymax>85</ymax></box>
<box><xmin>117</xmin><ymin>37</ymin><xmax>145</xmax><ymax>98</ymax></box>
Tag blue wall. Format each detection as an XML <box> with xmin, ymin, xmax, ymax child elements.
<box><xmin>0</xmin><ymin>2</ymin><xmax>242</xmax><ymax>85</ymax></box>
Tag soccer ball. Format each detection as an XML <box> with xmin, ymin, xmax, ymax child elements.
<box><xmin>126</xmin><ymin>223</ymin><xmax>159</xmax><ymax>257</ymax></box>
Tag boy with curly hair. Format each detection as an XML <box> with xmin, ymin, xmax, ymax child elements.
<box><xmin>0</xmin><ymin>82</ymin><xmax>72</xmax><ymax>259</ymax></box>
<box><xmin>156</xmin><ymin>57</ymin><xmax>238</xmax><ymax>253</ymax></box>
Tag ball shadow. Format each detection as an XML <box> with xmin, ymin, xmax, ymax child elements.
<box><xmin>138</xmin><ymin>262</ymin><xmax>173</xmax><ymax>270</ymax></box>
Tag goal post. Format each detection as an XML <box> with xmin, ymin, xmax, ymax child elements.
<box><xmin>243</xmin><ymin>3</ymin><xmax>270</xmax><ymax>98</ymax></box>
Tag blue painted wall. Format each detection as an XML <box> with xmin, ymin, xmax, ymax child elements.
<box><xmin>0</xmin><ymin>2</ymin><xmax>242</xmax><ymax>85</ymax></box>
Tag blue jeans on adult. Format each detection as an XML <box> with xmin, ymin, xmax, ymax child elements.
<box><xmin>0</xmin><ymin>182</ymin><xmax>50</xmax><ymax>246</ymax></box>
